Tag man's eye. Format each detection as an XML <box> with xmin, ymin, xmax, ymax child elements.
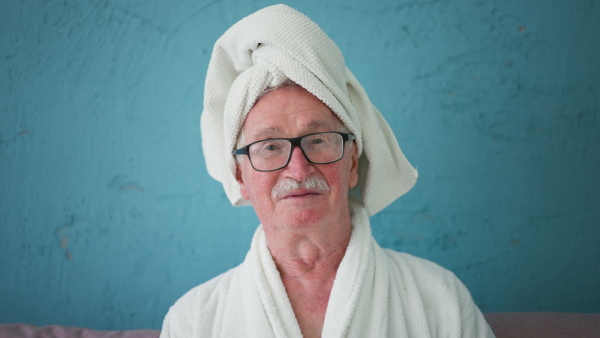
<box><xmin>309</xmin><ymin>137</ymin><xmax>331</xmax><ymax>147</ymax></box>
<box><xmin>257</xmin><ymin>142</ymin><xmax>285</xmax><ymax>155</ymax></box>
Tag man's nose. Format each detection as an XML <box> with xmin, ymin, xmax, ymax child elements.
<box><xmin>284</xmin><ymin>146</ymin><xmax>314</xmax><ymax>181</ymax></box>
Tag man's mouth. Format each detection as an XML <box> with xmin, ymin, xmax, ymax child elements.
<box><xmin>282</xmin><ymin>189</ymin><xmax>320</xmax><ymax>199</ymax></box>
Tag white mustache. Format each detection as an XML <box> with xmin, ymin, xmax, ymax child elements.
<box><xmin>271</xmin><ymin>175</ymin><xmax>331</xmax><ymax>200</ymax></box>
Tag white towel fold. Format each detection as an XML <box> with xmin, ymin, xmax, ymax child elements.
<box><xmin>160</xmin><ymin>201</ymin><xmax>494</xmax><ymax>337</ymax></box>
<box><xmin>201</xmin><ymin>4</ymin><xmax>418</xmax><ymax>216</ymax></box>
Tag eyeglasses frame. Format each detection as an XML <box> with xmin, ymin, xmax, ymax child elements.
<box><xmin>232</xmin><ymin>131</ymin><xmax>356</xmax><ymax>172</ymax></box>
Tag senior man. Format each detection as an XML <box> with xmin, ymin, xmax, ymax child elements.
<box><xmin>160</xmin><ymin>5</ymin><xmax>494</xmax><ymax>338</ymax></box>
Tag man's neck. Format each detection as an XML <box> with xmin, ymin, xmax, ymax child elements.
<box><xmin>263</xmin><ymin>217</ymin><xmax>352</xmax><ymax>338</ymax></box>
<box><xmin>264</xmin><ymin>214</ymin><xmax>352</xmax><ymax>283</ymax></box>
<box><xmin>271</xmin><ymin>230</ymin><xmax>350</xmax><ymax>283</ymax></box>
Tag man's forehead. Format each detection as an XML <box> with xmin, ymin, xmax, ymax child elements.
<box><xmin>249</xmin><ymin>119</ymin><xmax>334</xmax><ymax>139</ymax></box>
<box><xmin>241</xmin><ymin>86</ymin><xmax>344</xmax><ymax>140</ymax></box>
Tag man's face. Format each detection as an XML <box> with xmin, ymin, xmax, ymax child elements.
<box><xmin>235</xmin><ymin>86</ymin><xmax>358</xmax><ymax>229</ymax></box>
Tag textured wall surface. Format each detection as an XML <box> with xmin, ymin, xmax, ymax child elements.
<box><xmin>1</xmin><ymin>0</ymin><xmax>599</xmax><ymax>330</ymax></box>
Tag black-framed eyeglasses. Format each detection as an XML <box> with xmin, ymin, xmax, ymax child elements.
<box><xmin>233</xmin><ymin>132</ymin><xmax>356</xmax><ymax>172</ymax></box>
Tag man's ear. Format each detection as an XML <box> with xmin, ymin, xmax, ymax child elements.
<box><xmin>236</xmin><ymin>163</ymin><xmax>250</xmax><ymax>200</ymax></box>
<box><xmin>348</xmin><ymin>144</ymin><xmax>359</xmax><ymax>189</ymax></box>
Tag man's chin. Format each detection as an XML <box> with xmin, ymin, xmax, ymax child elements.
<box><xmin>271</xmin><ymin>205</ymin><xmax>328</xmax><ymax>227</ymax></box>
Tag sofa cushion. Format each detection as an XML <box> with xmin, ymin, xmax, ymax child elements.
<box><xmin>0</xmin><ymin>324</ymin><xmax>160</xmax><ymax>338</ymax></box>
<box><xmin>484</xmin><ymin>312</ymin><xmax>600</xmax><ymax>338</ymax></box>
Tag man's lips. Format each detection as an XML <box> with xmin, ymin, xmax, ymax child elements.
<box><xmin>281</xmin><ymin>189</ymin><xmax>321</xmax><ymax>199</ymax></box>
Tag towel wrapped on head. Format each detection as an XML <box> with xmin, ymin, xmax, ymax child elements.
<box><xmin>201</xmin><ymin>4</ymin><xmax>418</xmax><ymax>216</ymax></box>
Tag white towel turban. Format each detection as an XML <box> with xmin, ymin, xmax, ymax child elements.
<box><xmin>200</xmin><ymin>4</ymin><xmax>418</xmax><ymax>216</ymax></box>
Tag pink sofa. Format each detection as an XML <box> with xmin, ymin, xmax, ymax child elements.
<box><xmin>485</xmin><ymin>312</ymin><xmax>600</xmax><ymax>337</ymax></box>
<box><xmin>0</xmin><ymin>325</ymin><xmax>160</xmax><ymax>338</ymax></box>
<box><xmin>1</xmin><ymin>312</ymin><xmax>599</xmax><ymax>337</ymax></box>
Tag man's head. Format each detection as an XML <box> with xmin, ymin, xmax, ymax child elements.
<box><xmin>201</xmin><ymin>4</ymin><xmax>417</xmax><ymax>216</ymax></box>
<box><xmin>234</xmin><ymin>85</ymin><xmax>358</xmax><ymax>228</ymax></box>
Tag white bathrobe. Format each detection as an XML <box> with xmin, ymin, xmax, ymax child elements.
<box><xmin>160</xmin><ymin>202</ymin><xmax>494</xmax><ymax>337</ymax></box>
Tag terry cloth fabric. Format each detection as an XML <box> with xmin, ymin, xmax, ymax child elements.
<box><xmin>201</xmin><ymin>4</ymin><xmax>418</xmax><ymax>216</ymax></box>
<box><xmin>159</xmin><ymin>200</ymin><xmax>495</xmax><ymax>337</ymax></box>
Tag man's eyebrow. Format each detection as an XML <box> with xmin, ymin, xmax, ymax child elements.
<box><xmin>305</xmin><ymin>119</ymin><xmax>329</xmax><ymax>130</ymax></box>
<box><xmin>252</xmin><ymin>126</ymin><xmax>283</xmax><ymax>140</ymax></box>
<box><xmin>252</xmin><ymin>119</ymin><xmax>332</xmax><ymax>140</ymax></box>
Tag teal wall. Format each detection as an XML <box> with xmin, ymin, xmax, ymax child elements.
<box><xmin>1</xmin><ymin>0</ymin><xmax>599</xmax><ymax>330</ymax></box>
